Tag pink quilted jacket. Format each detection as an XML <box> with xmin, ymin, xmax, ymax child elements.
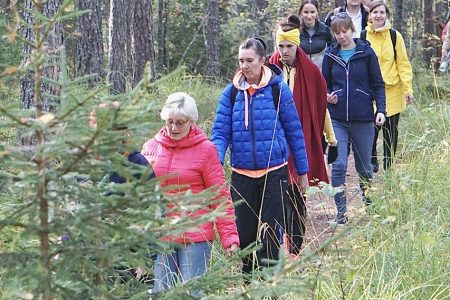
<box><xmin>141</xmin><ymin>126</ymin><xmax>239</xmax><ymax>249</ymax></box>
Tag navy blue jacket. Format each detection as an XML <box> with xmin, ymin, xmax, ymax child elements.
<box><xmin>109</xmin><ymin>151</ymin><xmax>153</xmax><ymax>184</ymax></box>
<box><xmin>322</xmin><ymin>38</ymin><xmax>386</xmax><ymax>122</ymax></box>
<box><xmin>211</xmin><ymin>64</ymin><xmax>309</xmax><ymax>175</ymax></box>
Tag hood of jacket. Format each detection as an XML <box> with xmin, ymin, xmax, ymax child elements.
<box><xmin>231</xmin><ymin>64</ymin><xmax>283</xmax><ymax>129</ymax></box>
<box><xmin>366</xmin><ymin>20</ymin><xmax>392</xmax><ymax>34</ymax></box>
<box><xmin>154</xmin><ymin>125</ymin><xmax>207</xmax><ymax>149</ymax></box>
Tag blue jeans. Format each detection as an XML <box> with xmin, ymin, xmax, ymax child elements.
<box><xmin>152</xmin><ymin>242</ymin><xmax>212</xmax><ymax>295</ymax></box>
<box><xmin>331</xmin><ymin>120</ymin><xmax>374</xmax><ymax>215</ymax></box>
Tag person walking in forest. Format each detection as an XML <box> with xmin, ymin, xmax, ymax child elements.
<box><xmin>298</xmin><ymin>0</ymin><xmax>333</xmax><ymax>71</ymax></box>
<box><xmin>268</xmin><ymin>15</ymin><xmax>331</xmax><ymax>256</ymax></box>
<box><xmin>141</xmin><ymin>92</ymin><xmax>239</xmax><ymax>296</ymax></box>
<box><xmin>325</xmin><ymin>0</ymin><xmax>369</xmax><ymax>37</ymax></box>
<box><xmin>322</xmin><ymin>13</ymin><xmax>386</xmax><ymax>224</ymax></box>
<box><xmin>297</xmin><ymin>0</ymin><xmax>338</xmax><ymax>164</ymax></box>
<box><xmin>362</xmin><ymin>1</ymin><xmax>414</xmax><ymax>172</ymax></box>
<box><xmin>211</xmin><ymin>38</ymin><xmax>309</xmax><ymax>274</ymax></box>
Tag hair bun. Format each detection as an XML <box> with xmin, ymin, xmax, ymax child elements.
<box><xmin>253</xmin><ymin>37</ymin><xmax>267</xmax><ymax>51</ymax></box>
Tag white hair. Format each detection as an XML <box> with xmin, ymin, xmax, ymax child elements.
<box><xmin>160</xmin><ymin>92</ymin><xmax>199</xmax><ymax>122</ymax></box>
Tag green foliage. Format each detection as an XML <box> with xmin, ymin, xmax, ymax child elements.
<box><xmin>305</xmin><ymin>66</ymin><xmax>450</xmax><ymax>299</ymax></box>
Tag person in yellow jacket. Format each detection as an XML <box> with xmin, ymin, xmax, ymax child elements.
<box><xmin>364</xmin><ymin>0</ymin><xmax>413</xmax><ymax>171</ymax></box>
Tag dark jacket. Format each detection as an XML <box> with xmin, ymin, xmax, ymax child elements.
<box><xmin>324</xmin><ymin>3</ymin><xmax>369</xmax><ymax>29</ymax></box>
<box><xmin>300</xmin><ymin>20</ymin><xmax>333</xmax><ymax>56</ymax></box>
<box><xmin>322</xmin><ymin>38</ymin><xmax>386</xmax><ymax>122</ymax></box>
<box><xmin>109</xmin><ymin>151</ymin><xmax>152</xmax><ymax>184</ymax></box>
<box><xmin>211</xmin><ymin>64</ymin><xmax>309</xmax><ymax>175</ymax></box>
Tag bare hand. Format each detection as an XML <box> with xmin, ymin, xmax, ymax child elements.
<box><xmin>405</xmin><ymin>94</ymin><xmax>413</xmax><ymax>105</ymax></box>
<box><xmin>297</xmin><ymin>174</ymin><xmax>309</xmax><ymax>195</ymax></box>
<box><xmin>327</xmin><ymin>93</ymin><xmax>338</xmax><ymax>104</ymax></box>
<box><xmin>226</xmin><ymin>243</ymin><xmax>239</xmax><ymax>255</ymax></box>
<box><xmin>375</xmin><ymin>112</ymin><xmax>386</xmax><ymax>126</ymax></box>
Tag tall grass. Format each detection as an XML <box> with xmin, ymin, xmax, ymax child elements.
<box><xmin>307</xmin><ymin>70</ymin><xmax>450</xmax><ymax>299</ymax></box>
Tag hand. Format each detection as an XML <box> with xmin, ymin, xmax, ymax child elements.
<box><xmin>327</xmin><ymin>93</ymin><xmax>338</xmax><ymax>104</ymax></box>
<box><xmin>375</xmin><ymin>112</ymin><xmax>385</xmax><ymax>126</ymax></box>
<box><xmin>134</xmin><ymin>267</ymin><xmax>145</xmax><ymax>280</ymax></box>
<box><xmin>226</xmin><ymin>243</ymin><xmax>239</xmax><ymax>255</ymax></box>
<box><xmin>405</xmin><ymin>94</ymin><xmax>413</xmax><ymax>105</ymax></box>
<box><xmin>296</xmin><ymin>174</ymin><xmax>309</xmax><ymax>195</ymax></box>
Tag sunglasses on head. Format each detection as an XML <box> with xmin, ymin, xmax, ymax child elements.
<box><xmin>331</xmin><ymin>12</ymin><xmax>351</xmax><ymax>21</ymax></box>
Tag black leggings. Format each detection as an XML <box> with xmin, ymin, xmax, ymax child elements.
<box><xmin>230</xmin><ymin>167</ymin><xmax>288</xmax><ymax>274</ymax></box>
<box><xmin>372</xmin><ymin>113</ymin><xmax>400</xmax><ymax>170</ymax></box>
<box><xmin>285</xmin><ymin>184</ymin><xmax>307</xmax><ymax>255</ymax></box>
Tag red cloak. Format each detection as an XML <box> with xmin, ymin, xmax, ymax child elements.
<box><xmin>269</xmin><ymin>48</ymin><xmax>329</xmax><ymax>185</ymax></box>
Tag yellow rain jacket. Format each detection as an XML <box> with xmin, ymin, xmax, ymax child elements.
<box><xmin>364</xmin><ymin>22</ymin><xmax>413</xmax><ymax>117</ymax></box>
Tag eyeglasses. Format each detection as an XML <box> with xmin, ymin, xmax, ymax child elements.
<box><xmin>165</xmin><ymin>119</ymin><xmax>189</xmax><ymax>128</ymax></box>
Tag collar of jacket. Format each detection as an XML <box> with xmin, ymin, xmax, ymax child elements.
<box><xmin>154</xmin><ymin>125</ymin><xmax>207</xmax><ymax>148</ymax></box>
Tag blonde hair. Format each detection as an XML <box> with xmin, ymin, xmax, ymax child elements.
<box><xmin>160</xmin><ymin>92</ymin><xmax>199</xmax><ymax>122</ymax></box>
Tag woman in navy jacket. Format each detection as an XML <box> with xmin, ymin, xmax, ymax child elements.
<box><xmin>322</xmin><ymin>13</ymin><xmax>386</xmax><ymax>224</ymax></box>
<box><xmin>211</xmin><ymin>38</ymin><xmax>308</xmax><ymax>274</ymax></box>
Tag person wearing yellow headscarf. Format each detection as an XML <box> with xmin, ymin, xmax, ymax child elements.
<box><xmin>269</xmin><ymin>14</ymin><xmax>331</xmax><ymax>256</ymax></box>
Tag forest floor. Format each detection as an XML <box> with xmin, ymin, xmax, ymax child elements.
<box><xmin>302</xmin><ymin>153</ymin><xmax>371</xmax><ymax>251</ymax></box>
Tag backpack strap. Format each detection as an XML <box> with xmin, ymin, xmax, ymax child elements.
<box><xmin>271</xmin><ymin>84</ymin><xmax>280</xmax><ymax>112</ymax></box>
<box><xmin>229</xmin><ymin>84</ymin><xmax>280</xmax><ymax>111</ymax></box>
<box><xmin>360</xmin><ymin>29</ymin><xmax>396</xmax><ymax>61</ymax></box>
<box><xmin>229</xmin><ymin>85</ymin><xmax>238</xmax><ymax>107</ymax></box>
<box><xmin>361</xmin><ymin>30</ymin><xmax>367</xmax><ymax>40</ymax></box>
<box><xmin>389</xmin><ymin>29</ymin><xmax>397</xmax><ymax>61</ymax></box>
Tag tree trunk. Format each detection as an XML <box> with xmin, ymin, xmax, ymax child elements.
<box><xmin>392</xmin><ymin>0</ymin><xmax>405</xmax><ymax>34</ymax></box>
<box><xmin>125</xmin><ymin>1</ymin><xmax>133</xmax><ymax>79</ymax></box>
<box><xmin>421</xmin><ymin>0</ymin><xmax>436</xmax><ymax>66</ymax></box>
<box><xmin>157</xmin><ymin>0</ymin><xmax>169</xmax><ymax>73</ymax></box>
<box><xmin>108</xmin><ymin>0</ymin><xmax>128</xmax><ymax>93</ymax></box>
<box><xmin>205</xmin><ymin>0</ymin><xmax>220</xmax><ymax>80</ymax></box>
<box><xmin>423</xmin><ymin>0</ymin><xmax>434</xmax><ymax>35</ymax></box>
<box><xmin>20</xmin><ymin>0</ymin><xmax>35</xmax><ymax>111</ymax></box>
<box><xmin>20</xmin><ymin>0</ymin><xmax>63</xmax><ymax>113</ymax></box>
<box><xmin>75</xmin><ymin>0</ymin><xmax>105</xmax><ymax>82</ymax></box>
<box><xmin>131</xmin><ymin>0</ymin><xmax>156</xmax><ymax>87</ymax></box>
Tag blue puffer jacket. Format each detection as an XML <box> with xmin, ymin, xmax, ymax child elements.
<box><xmin>211</xmin><ymin>64</ymin><xmax>309</xmax><ymax>176</ymax></box>
<box><xmin>322</xmin><ymin>38</ymin><xmax>386</xmax><ymax>122</ymax></box>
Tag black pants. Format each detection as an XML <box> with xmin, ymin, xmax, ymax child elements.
<box><xmin>285</xmin><ymin>184</ymin><xmax>307</xmax><ymax>255</ymax></box>
<box><xmin>230</xmin><ymin>167</ymin><xmax>288</xmax><ymax>274</ymax></box>
<box><xmin>372</xmin><ymin>113</ymin><xmax>400</xmax><ymax>170</ymax></box>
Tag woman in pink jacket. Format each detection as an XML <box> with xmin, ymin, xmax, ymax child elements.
<box><xmin>141</xmin><ymin>92</ymin><xmax>239</xmax><ymax>296</ymax></box>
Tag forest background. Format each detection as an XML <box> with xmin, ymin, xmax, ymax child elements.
<box><xmin>0</xmin><ymin>0</ymin><xmax>449</xmax><ymax>299</ymax></box>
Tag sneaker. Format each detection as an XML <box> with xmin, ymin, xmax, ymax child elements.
<box><xmin>371</xmin><ymin>157</ymin><xmax>379</xmax><ymax>173</ymax></box>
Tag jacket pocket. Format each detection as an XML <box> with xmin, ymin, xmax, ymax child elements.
<box><xmin>331</xmin><ymin>88</ymin><xmax>343</xmax><ymax>97</ymax></box>
<box><xmin>355</xmin><ymin>88</ymin><xmax>370</xmax><ymax>96</ymax></box>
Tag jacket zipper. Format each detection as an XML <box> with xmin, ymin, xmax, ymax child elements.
<box><xmin>249</xmin><ymin>94</ymin><xmax>257</xmax><ymax>169</ymax></box>
<box><xmin>328</xmin><ymin>50</ymin><xmax>363</xmax><ymax>121</ymax></box>
<box><xmin>309</xmin><ymin>37</ymin><xmax>312</xmax><ymax>59</ymax></box>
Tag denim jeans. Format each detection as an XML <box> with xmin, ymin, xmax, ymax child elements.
<box><xmin>152</xmin><ymin>242</ymin><xmax>212</xmax><ymax>295</ymax></box>
<box><xmin>331</xmin><ymin>119</ymin><xmax>374</xmax><ymax>215</ymax></box>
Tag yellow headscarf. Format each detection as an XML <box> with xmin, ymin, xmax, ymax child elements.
<box><xmin>275</xmin><ymin>27</ymin><xmax>300</xmax><ymax>46</ymax></box>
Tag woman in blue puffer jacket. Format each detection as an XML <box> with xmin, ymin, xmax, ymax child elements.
<box><xmin>322</xmin><ymin>13</ymin><xmax>386</xmax><ymax>225</ymax></box>
<box><xmin>211</xmin><ymin>38</ymin><xmax>308</xmax><ymax>275</ymax></box>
